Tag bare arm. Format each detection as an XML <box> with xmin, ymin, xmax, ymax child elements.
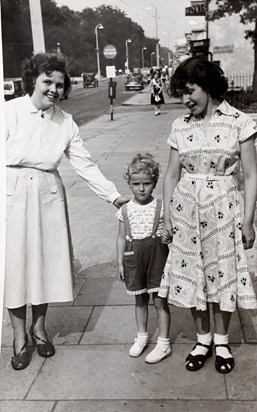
<box><xmin>240</xmin><ymin>134</ymin><xmax>257</xmax><ymax>249</ymax></box>
<box><xmin>161</xmin><ymin>147</ymin><xmax>182</xmax><ymax>243</ymax></box>
<box><xmin>116</xmin><ymin>220</ymin><xmax>126</xmax><ymax>280</ymax></box>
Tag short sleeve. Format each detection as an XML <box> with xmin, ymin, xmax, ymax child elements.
<box><xmin>237</xmin><ymin>112</ymin><xmax>257</xmax><ymax>143</ymax></box>
<box><xmin>167</xmin><ymin>122</ymin><xmax>178</xmax><ymax>149</ymax></box>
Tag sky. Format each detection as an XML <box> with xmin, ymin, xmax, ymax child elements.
<box><xmin>54</xmin><ymin>0</ymin><xmax>255</xmax><ymax>74</ymax></box>
<box><xmin>54</xmin><ymin>0</ymin><xmax>206</xmax><ymax>50</ymax></box>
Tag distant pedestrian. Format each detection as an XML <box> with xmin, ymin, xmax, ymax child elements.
<box><xmin>150</xmin><ymin>70</ymin><xmax>165</xmax><ymax>116</ymax></box>
<box><xmin>116</xmin><ymin>153</ymin><xmax>171</xmax><ymax>363</ymax></box>
<box><xmin>5</xmin><ymin>52</ymin><xmax>128</xmax><ymax>371</ymax></box>
<box><xmin>159</xmin><ymin>56</ymin><xmax>257</xmax><ymax>374</ymax></box>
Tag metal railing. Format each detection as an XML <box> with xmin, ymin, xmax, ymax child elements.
<box><xmin>225</xmin><ymin>73</ymin><xmax>254</xmax><ymax>109</ymax></box>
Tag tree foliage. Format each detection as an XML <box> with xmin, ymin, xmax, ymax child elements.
<box><xmin>210</xmin><ymin>0</ymin><xmax>257</xmax><ymax>91</ymax></box>
<box><xmin>1</xmin><ymin>0</ymin><xmax>172</xmax><ymax>78</ymax></box>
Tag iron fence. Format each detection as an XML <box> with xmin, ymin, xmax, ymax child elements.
<box><xmin>226</xmin><ymin>73</ymin><xmax>253</xmax><ymax>91</ymax></box>
<box><xmin>225</xmin><ymin>73</ymin><xmax>254</xmax><ymax>109</ymax></box>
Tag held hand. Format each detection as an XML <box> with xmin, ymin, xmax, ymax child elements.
<box><xmin>161</xmin><ymin>221</ymin><xmax>173</xmax><ymax>244</ymax></box>
<box><xmin>242</xmin><ymin>223</ymin><xmax>256</xmax><ymax>249</ymax></box>
<box><xmin>118</xmin><ymin>265</ymin><xmax>125</xmax><ymax>282</ymax></box>
<box><xmin>113</xmin><ymin>195</ymin><xmax>130</xmax><ymax>209</ymax></box>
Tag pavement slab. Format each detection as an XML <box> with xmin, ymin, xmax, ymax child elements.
<box><xmin>0</xmin><ymin>347</ymin><xmax>44</xmax><ymax>400</ymax></box>
<box><xmin>54</xmin><ymin>400</ymin><xmax>257</xmax><ymax>412</ymax></box>
<box><xmin>0</xmin><ymin>401</ymin><xmax>55</xmax><ymax>412</ymax></box>
<box><xmin>26</xmin><ymin>344</ymin><xmax>226</xmax><ymax>401</ymax></box>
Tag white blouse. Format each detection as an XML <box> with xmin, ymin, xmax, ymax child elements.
<box><xmin>5</xmin><ymin>95</ymin><xmax>120</xmax><ymax>203</ymax></box>
<box><xmin>116</xmin><ymin>198</ymin><xmax>164</xmax><ymax>239</ymax></box>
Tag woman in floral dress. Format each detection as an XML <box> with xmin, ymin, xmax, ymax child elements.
<box><xmin>159</xmin><ymin>57</ymin><xmax>257</xmax><ymax>374</ymax></box>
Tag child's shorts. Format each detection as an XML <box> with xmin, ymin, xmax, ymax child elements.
<box><xmin>123</xmin><ymin>235</ymin><xmax>169</xmax><ymax>295</ymax></box>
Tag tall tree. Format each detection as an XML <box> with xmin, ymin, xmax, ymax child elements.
<box><xmin>210</xmin><ymin>0</ymin><xmax>257</xmax><ymax>92</ymax></box>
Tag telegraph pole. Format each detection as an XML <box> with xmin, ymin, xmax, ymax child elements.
<box><xmin>29</xmin><ymin>0</ymin><xmax>45</xmax><ymax>53</ymax></box>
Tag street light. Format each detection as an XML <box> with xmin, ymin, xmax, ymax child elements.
<box><xmin>125</xmin><ymin>38</ymin><xmax>132</xmax><ymax>73</ymax></box>
<box><xmin>163</xmin><ymin>31</ymin><xmax>171</xmax><ymax>66</ymax></box>
<box><xmin>147</xmin><ymin>4</ymin><xmax>159</xmax><ymax>67</ymax></box>
<box><xmin>151</xmin><ymin>52</ymin><xmax>155</xmax><ymax>68</ymax></box>
<box><xmin>56</xmin><ymin>42</ymin><xmax>61</xmax><ymax>54</ymax></box>
<box><xmin>141</xmin><ymin>47</ymin><xmax>147</xmax><ymax>68</ymax></box>
<box><xmin>95</xmin><ymin>23</ymin><xmax>104</xmax><ymax>80</ymax></box>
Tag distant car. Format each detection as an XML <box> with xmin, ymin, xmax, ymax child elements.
<box><xmin>141</xmin><ymin>68</ymin><xmax>151</xmax><ymax>84</ymax></box>
<box><xmin>125</xmin><ymin>74</ymin><xmax>144</xmax><ymax>91</ymax></box>
<box><xmin>82</xmin><ymin>73</ymin><xmax>99</xmax><ymax>88</ymax></box>
<box><xmin>4</xmin><ymin>78</ymin><xmax>24</xmax><ymax>101</ymax></box>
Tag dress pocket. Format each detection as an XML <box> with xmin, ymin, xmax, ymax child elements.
<box><xmin>6</xmin><ymin>174</ymin><xmax>20</xmax><ymax>206</ymax></box>
<box><xmin>40</xmin><ymin>172</ymin><xmax>64</xmax><ymax>204</ymax></box>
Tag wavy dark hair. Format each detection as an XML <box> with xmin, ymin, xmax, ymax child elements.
<box><xmin>170</xmin><ymin>57</ymin><xmax>228</xmax><ymax>101</ymax></box>
<box><xmin>22</xmin><ymin>53</ymin><xmax>70</xmax><ymax>96</ymax></box>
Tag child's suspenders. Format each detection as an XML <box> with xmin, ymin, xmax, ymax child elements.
<box><xmin>121</xmin><ymin>199</ymin><xmax>162</xmax><ymax>240</ymax></box>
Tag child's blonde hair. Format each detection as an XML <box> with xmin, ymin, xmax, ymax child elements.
<box><xmin>123</xmin><ymin>153</ymin><xmax>160</xmax><ymax>184</ymax></box>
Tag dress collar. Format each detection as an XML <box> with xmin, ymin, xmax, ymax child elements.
<box><xmin>24</xmin><ymin>94</ymin><xmax>54</xmax><ymax>119</ymax></box>
<box><xmin>183</xmin><ymin>100</ymin><xmax>238</xmax><ymax>122</ymax></box>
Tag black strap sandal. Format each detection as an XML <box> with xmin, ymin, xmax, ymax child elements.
<box><xmin>214</xmin><ymin>344</ymin><xmax>235</xmax><ymax>374</ymax></box>
<box><xmin>186</xmin><ymin>342</ymin><xmax>213</xmax><ymax>371</ymax></box>
<box><xmin>30</xmin><ymin>325</ymin><xmax>55</xmax><ymax>358</ymax></box>
<box><xmin>11</xmin><ymin>333</ymin><xmax>30</xmax><ymax>370</ymax></box>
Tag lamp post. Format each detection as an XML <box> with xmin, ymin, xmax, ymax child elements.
<box><xmin>151</xmin><ymin>52</ymin><xmax>155</xmax><ymax>68</ymax></box>
<box><xmin>141</xmin><ymin>47</ymin><xmax>147</xmax><ymax>68</ymax></box>
<box><xmin>163</xmin><ymin>31</ymin><xmax>171</xmax><ymax>66</ymax></box>
<box><xmin>150</xmin><ymin>4</ymin><xmax>159</xmax><ymax>67</ymax></box>
<box><xmin>56</xmin><ymin>42</ymin><xmax>61</xmax><ymax>54</ymax></box>
<box><xmin>125</xmin><ymin>38</ymin><xmax>132</xmax><ymax>73</ymax></box>
<box><xmin>95</xmin><ymin>23</ymin><xmax>104</xmax><ymax>80</ymax></box>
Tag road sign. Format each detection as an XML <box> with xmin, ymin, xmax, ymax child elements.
<box><xmin>213</xmin><ymin>45</ymin><xmax>234</xmax><ymax>54</ymax></box>
<box><xmin>103</xmin><ymin>44</ymin><xmax>117</xmax><ymax>59</ymax></box>
<box><xmin>185</xmin><ymin>4</ymin><xmax>206</xmax><ymax>16</ymax></box>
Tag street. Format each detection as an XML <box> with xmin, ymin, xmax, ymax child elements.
<box><xmin>58</xmin><ymin>76</ymin><xmax>143</xmax><ymax>126</ymax></box>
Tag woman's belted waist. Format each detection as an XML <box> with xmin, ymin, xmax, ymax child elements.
<box><xmin>183</xmin><ymin>172</ymin><xmax>237</xmax><ymax>182</ymax></box>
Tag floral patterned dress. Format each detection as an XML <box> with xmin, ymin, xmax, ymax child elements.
<box><xmin>158</xmin><ymin>100</ymin><xmax>257</xmax><ymax>311</ymax></box>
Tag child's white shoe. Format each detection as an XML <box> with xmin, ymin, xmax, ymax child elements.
<box><xmin>145</xmin><ymin>338</ymin><xmax>171</xmax><ymax>363</ymax></box>
<box><xmin>129</xmin><ymin>333</ymin><xmax>148</xmax><ymax>357</ymax></box>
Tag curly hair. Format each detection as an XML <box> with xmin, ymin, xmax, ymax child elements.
<box><xmin>22</xmin><ymin>53</ymin><xmax>70</xmax><ymax>95</ymax></box>
<box><xmin>170</xmin><ymin>56</ymin><xmax>228</xmax><ymax>101</ymax></box>
<box><xmin>123</xmin><ymin>153</ymin><xmax>160</xmax><ymax>184</ymax></box>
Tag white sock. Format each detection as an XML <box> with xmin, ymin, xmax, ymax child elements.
<box><xmin>214</xmin><ymin>333</ymin><xmax>233</xmax><ymax>358</ymax></box>
<box><xmin>157</xmin><ymin>336</ymin><xmax>170</xmax><ymax>349</ymax></box>
<box><xmin>191</xmin><ymin>332</ymin><xmax>212</xmax><ymax>356</ymax></box>
<box><xmin>137</xmin><ymin>332</ymin><xmax>148</xmax><ymax>341</ymax></box>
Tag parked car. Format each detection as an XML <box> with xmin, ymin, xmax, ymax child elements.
<box><xmin>82</xmin><ymin>73</ymin><xmax>99</xmax><ymax>88</ymax></box>
<box><xmin>125</xmin><ymin>74</ymin><xmax>144</xmax><ymax>91</ymax></box>
<box><xmin>4</xmin><ymin>78</ymin><xmax>24</xmax><ymax>101</ymax></box>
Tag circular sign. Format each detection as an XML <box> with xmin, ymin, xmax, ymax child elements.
<box><xmin>103</xmin><ymin>44</ymin><xmax>117</xmax><ymax>59</ymax></box>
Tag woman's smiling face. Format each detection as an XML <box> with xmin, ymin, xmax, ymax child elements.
<box><xmin>31</xmin><ymin>71</ymin><xmax>65</xmax><ymax>110</ymax></box>
<box><xmin>180</xmin><ymin>82</ymin><xmax>209</xmax><ymax>118</ymax></box>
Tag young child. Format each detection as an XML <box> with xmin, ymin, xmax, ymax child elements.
<box><xmin>116</xmin><ymin>153</ymin><xmax>171</xmax><ymax>363</ymax></box>
<box><xmin>159</xmin><ymin>56</ymin><xmax>257</xmax><ymax>374</ymax></box>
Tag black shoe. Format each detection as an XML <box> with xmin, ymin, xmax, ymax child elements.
<box><xmin>30</xmin><ymin>325</ymin><xmax>55</xmax><ymax>358</ymax></box>
<box><xmin>185</xmin><ymin>342</ymin><xmax>213</xmax><ymax>371</ymax></box>
<box><xmin>214</xmin><ymin>344</ymin><xmax>235</xmax><ymax>374</ymax></box>
<box><xmin>11</xmin><ymin>334</ymin><xmax>30</xmax><ymax>370</ymax></box>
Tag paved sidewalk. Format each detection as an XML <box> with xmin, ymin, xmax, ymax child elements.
<box><xmin>1</xmin><ymin>90</ymin><xmax>257</xmax><ymax>412</ymax></box>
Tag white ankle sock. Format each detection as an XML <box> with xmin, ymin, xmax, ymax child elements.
<box><xmin>157</xmin><ymin>336</ymin><xmax>170</xmax><ymax>349</ymax></box>
<box><xmin>214</xmin><ymin>333</ymin><xmax>233</xmax><ymax>358</ymax></box>
<box><xmin>191</xmin><ymin>332</ymin><xmax>212</xmax><ymax>356</ymax></box>
<box><xmin>137</xmin><ymin>332</ymin><xmax>148</xmax><ymax>341</ymax></box>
